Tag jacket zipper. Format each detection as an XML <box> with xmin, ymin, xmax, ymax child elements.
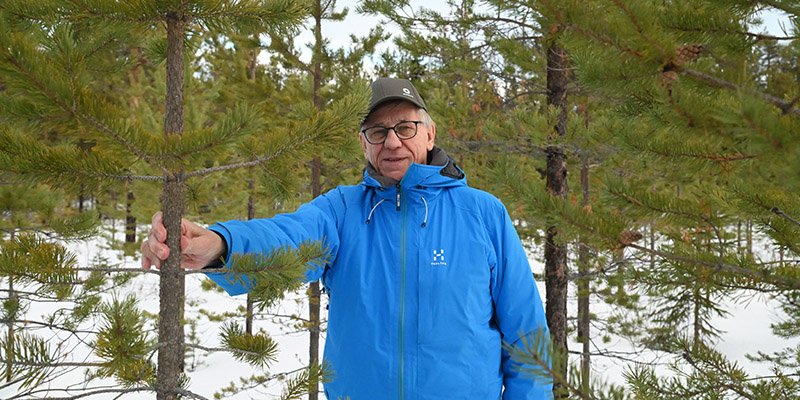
<box><xmin>398</xmin><ymin>184</ymin><xmax>406</xmax><ymax>400</ymax></box>
<box><xmin>396</xmin><ymin>183</ymin><xmax>401</xmax><ymax>210</ymax></box>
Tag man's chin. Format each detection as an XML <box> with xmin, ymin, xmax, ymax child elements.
<box><xmin>379</xmin><ymin>163</ymin><xmax>409</xmax><ymax>181</ymax></box>
<box><xmin>381</xmin><ymin>169</ymin><xmax>408</xmax><ymax>181</ymax></box>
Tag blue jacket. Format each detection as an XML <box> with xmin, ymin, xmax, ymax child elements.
<box><xmin>207</xmin><ymin>150</ymin><xmax>552</xmax><ymax>399</ymax></box>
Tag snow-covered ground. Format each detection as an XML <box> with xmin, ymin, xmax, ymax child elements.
<box><xmin>1</xmin><ymin>227</ymin><xmax>795</xmax><ymax>399</ymax></box>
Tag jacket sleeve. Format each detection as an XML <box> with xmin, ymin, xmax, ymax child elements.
<box><xmin>488</xmin><ymin>203</ymin><xmax>553</xmax><ymax>399</ymax></box>
<box><xmin>204</xmin><ymin>191</ymin><xmax>342</xmax><ymax>296</ymax></box>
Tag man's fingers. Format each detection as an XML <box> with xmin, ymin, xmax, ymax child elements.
<box><xmin>151</xmin><ymin>211</ymin><xmax>162</xmax><ymax>226</ymax></box>
<box><xmin>151</xmin><ymin>212</ymin><xmax>167</xmax><ymax>242</ymax></box>
<box><xmin>144</xmin><ymin>236</ymin><xmax>170</xmax><ymax>260</ymax></box>
<box><xmin>181</xmin><ymin>236</ymin><xmax>190</xmax><ymax>253</ymax></box>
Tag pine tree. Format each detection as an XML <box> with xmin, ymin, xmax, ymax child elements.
<box><xmin>530</xmin><ymin>0</ymin><xmax>800</xmax><ymax>397</ymax></box>
<box><xmin>0</xmin><ymin>1</ymin><xmax>368</xmax><ymax>398</ymax></box>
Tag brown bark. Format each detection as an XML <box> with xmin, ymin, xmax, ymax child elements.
<box><xmin>245</xmin><ymin>32</ymin><xmax>259</xmax><ymax>336</ymax></box>
<box><xmin>156</xmin><ymin>12</ymin><xmax>186</xmax><ymax>400</ymax></box>
<box><xmin>577</xmin><ymin>151</ymin><xmax>590</xmax><ymax>395</ymax></box>
<box><xmin>308</xmin><ymin>4</ymin><xmax>324</xmax><ymax>398</ymax></box>
<box><xmin>746</xmin><ymin>220</ymin><xmax>753</xmax><ymax>256</ymax></box>
<box><xmin>246</xmin><ymin>169</ymin><xmax>256</xmax><ymax>336</ymax></box>
<box><xmin>125</xmin><ymin>47</ymin><xmax>144</xmax><ymax>244</ymax></box>
<box><xmin>545</xmin><ymin>41</ymin><xmax>570</xmax><ymax>399</ymax></box>
<box><xmin>125</xmin><ymin>188</ymin><xmax>136</xmax><ymax>243</ymax></box>
<box><xmin>5</xmin><ymin>276</ymin><xmax>14</xmax><ymax>383</ymax></box>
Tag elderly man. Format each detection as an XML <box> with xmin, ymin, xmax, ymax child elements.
<box><xmin>141</xmin><ymin>78</ymin><xmax>552</xmax><ymax>399</ymax></box>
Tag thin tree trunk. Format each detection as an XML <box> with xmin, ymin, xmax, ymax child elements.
<box><xmin>308</xmin><ymin>5</ymin><xmax>324</xmax><ymax>399</ymax></box>
<box><xmin>157</xmin><ymin>12</ymin><xmax>186</xmax><ymax>400</ymax></box>
<box><xmin>5</xmin><ymin>276</ymin><xmax>14</xmax><ymax>383</ymax></box>
<box><xmin>692</xmin><ymin>284</ymin><xmax>701</xmax><ymax>352</ymax></box>
<box><xmin>245</xmin><ymin>34</ymin><xmax>259</xmax><ymax>337</ymax></box>
<box><xmin>125</xmin><ymin>187</ymin><xmax>136</xmax><ymax>243</ymax></box>
<box><xmin>125</xmin><ymin>47</ymin><xmax>143</xmax><ymax>244</ymax></box>
<box><xmin>545</xmin><ymin>41</ymin><xmax>570</xmax><ymax>399</ymax></box>
<box><xmin>650</xmin><ymin>222</ymin><xmax>656</xmax><ymax>268</ymax></box>
<box><xmin>746</xmin><ymin>220</ymin><xmax>753</xmax><ymax>256</ymax></box>
<box><xmin>246</xmin><ymin>169</ymin><xmax>256</xmax><ymax>336</ymax></box>
<box><xmin>5</xmin><ymin>230</ymin><xmax>15</xmax><ymax>383</ymax></box>
<box><xmin>736</xmin><ymin>221</ymin><xmax>742</xmax><ymax>255</ymax></box>
<box><xmin>577</xmin><ymin>151</ymin><xmax>590</xmax><ymax>395</ymax></box>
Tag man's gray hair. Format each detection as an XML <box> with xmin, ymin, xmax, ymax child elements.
<box><xmin>418</xmin><ymin>108</ymin><xmax>435</xmax><ymax>127</ymax></box>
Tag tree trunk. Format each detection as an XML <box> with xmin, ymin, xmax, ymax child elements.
<box><xmin>650</xmin><ymin>222</ymin><xmax>656</xmax><ymax>268</ymax></box>
<box><xmin>736</xmin><ymin>221</ymin><xmax>742</xmax><ymax>254</ymax></box>
<box><xmin>246</xmin><ymin>169</ymin><xmax>256</xmax><ymax>336</ymax></box>
<box><xmin>545</xmin><ymin>41</ymin><xmax>570</xmax><ymax>399</ymax></box>
<box><xmin>746</xmin><ymin>220</ymin><xmax>753</xmax><ymax>256</ymax></box>
<box><xmin>577</xmin><ymin>152</ymin><xmax>590</xmax><ymax>395</ymax></box>
<box><xmin>125</xmin><ymin>47</ymin><xmax>143</xmax><ymax>244</ymax></box>
<box><xmin>692</xmin><ymin>284</ymin><xmax>701</xmax><ymax>352</ymax></box>
<box><xmin>245</xmin><ymin>34</ymin><xmax>259</xmax><ymax>336</ymax></box>
<box><xmin>156</xmin><ymin>12</ymin><xmax>186</xmax><ymax>400</ymax></box>
<box><xmin>308</xmin><ymin>4</ymin><xmax>324</xmax><ymax>399</ymax></box>
<box><xmin>5</xmin><ymin>276</ymin><xmax>14</xmax><ymax>383</ymax></box>
<box><xmin>125</xmin><ymin>188</ymin><xmax>136</xmax><ymax>243</ymax></box>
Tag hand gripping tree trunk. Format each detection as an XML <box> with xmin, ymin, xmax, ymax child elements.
<box><xmin>545</xmin><ymin>41</ymin><xmax>570</xmax><ymax>399</ymax></box>
<box><xmin>157</xmin><ymin>12</ymin><xmax>186</xmax><ymax>400</ymax></box>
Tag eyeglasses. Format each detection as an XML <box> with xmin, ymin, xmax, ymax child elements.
<box><xmin>361</xmin><ymin>120</ymin><xmax>423</xmax><ymax>144</ymax></box>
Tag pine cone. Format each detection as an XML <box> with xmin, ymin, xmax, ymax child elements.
<box><xmin>659</xmin><ymin>70</ymin><xmax>678</xmax><ymax>89</ymax></box>
<box><xmin>617</xmin><ymin>229</ymin><xmax>643</xmax><ymax>247</ymax></box>
<box><xmin>674</xmin><ymin>44</ymin><xmax>704</xmax><ymax>67</ymax></box>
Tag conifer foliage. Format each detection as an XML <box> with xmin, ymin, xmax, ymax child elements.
<box><xmin>364</xmin><ymin>0</ymin><xmax>799</xmax><ymax>398</ymax></box>
<box><xmin>0</xmin><ymin>0</ymin><xmax>367</xmax><ymax>398</ymax></box>
<box><xmin>530</xmin><ymin>0</ymin><xmax>800</xmax><ymax>398</ymax></box>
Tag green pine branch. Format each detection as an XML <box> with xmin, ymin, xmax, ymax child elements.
<box><xmin>185</xmin><ymin>85</ymin><xmax>369</xmax><ymax>178</ymax></box>
<box><xmin>0</xmin><ymin>234</ymin><xmax>78</xmax><ymax>299</ymax></box>
<box><xmin>219</xmin><ymin>322</ymin><xmax>278</xmax><ymax>368</ymax></box>
<box><xmin>224</xmin><ymin>241</ymin><xmax>331</xmax><ymax>309</ymax></box>
<box><xmin>93</xmin><ymin>295</ymin><xmax>156</xmax><ymax>387</ymax></box>
<box><xmin>0</xmin><ymin>331</ymin><xmax>55</xmax><ymax>389</ymax></box>
<box><xmin>0</xmin><ymin>127</ymin><xmax>155</xmax><ymax>191</ymax></box>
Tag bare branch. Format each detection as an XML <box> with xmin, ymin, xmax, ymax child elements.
<box><xmin>757</xmin><ymin>0</ymin><xmax>800</xmax><ymax>16</ymax></box>
<box><xmin>680</xmin><ymin>68</ymin><xmax>800</xmax><ymax>116</ymax></box>
<box><xmin>15</xmin><ymin>387</ymin><xmax>153</xmax><ymax>400</ymax></box>
<box><xmin>186</xmin><ymin>343</ymin><xmax>266</xmax><ymax>358</ymax></box>
<box><xmin>627</xmin><ymin>243</ymin><xmax>800</xmax><ymax>290</ymax></box>
<box><xmin>772</xmin><ymin>207</ymin><xmax>800</xmax><ymax>227</ymax></box>
<box><xmin>0</xmin><ymin>356</ymin><xmax>105</xmax><ymax>368</ymax></box>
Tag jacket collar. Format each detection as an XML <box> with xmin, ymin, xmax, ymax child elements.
<box><xmin>362</xmin><ymin>146</ymin><xmax>466</xmax><ymax>189</ymax></box>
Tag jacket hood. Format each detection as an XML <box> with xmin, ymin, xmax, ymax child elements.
<box><xmin>363</xmin><ymin>146</ymin><xmax>466</xmax><ymax>189</ymax></box>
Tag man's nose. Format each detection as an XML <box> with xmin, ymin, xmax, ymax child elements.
<box><xmin>383</xmin><ymin>129</ymin><xmax>403</xmax><ymax>148</ymax></box>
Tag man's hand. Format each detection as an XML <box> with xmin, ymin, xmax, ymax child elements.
<box><xmin>141</xmin><ymin>212</ymin><xmax>225</xmax><ymax>270</ymax></box>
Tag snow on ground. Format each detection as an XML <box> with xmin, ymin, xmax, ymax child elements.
<box><xmin>1</xmin><ymin>227</ymin><xmax>795</xmax><ymax>399</ymax></box>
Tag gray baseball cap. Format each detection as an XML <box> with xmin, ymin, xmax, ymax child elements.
<box><xmin>368</xmin><ymin>77</ymin><xmax>427</xmax><ymax>114</ymax></box>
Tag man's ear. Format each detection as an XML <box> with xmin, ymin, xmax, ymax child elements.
<box><xmin>426</xmin><ymin>123</ymin><xmax>436</xmax><ymax>151</ymax></box>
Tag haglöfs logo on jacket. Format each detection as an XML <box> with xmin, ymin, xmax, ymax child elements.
<box><xmin>431</xmin><ymin>249</ymin><xmax>446</xmax><ymax>266</ymax></box>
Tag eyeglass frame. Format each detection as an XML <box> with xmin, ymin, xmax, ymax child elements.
<box><xmin>360</xmin><ymin>120</ymin><xmax>424</xmax><ymax>145</ymax></box>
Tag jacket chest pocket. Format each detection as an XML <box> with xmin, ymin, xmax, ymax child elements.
<box><xmin>416</xmin><ymin>240</ymin><xmax>492</xmax><ymax>344</ymax></box>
